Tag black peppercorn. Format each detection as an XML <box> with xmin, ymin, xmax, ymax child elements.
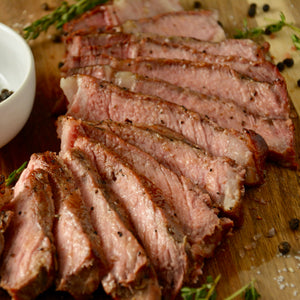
<box><xmin>264</xmin><ymin>26</ymin><xmax>272</xmax><ymax>35</ymax></box>
<box><xmin>283</xmin><ymin>58</ymin><xmax>294</xmax><ymax>68</ymax></box>
<box><xmin>248</xmin><ymin>3</ymin><xmax>257</xmax><ymax>17</ymax></box>
<box><xmin>41</xmin><ymin>2</ymin><xmax>49</xmax><ymax>11</ymax></box>
<box><xmin>289</xmin><ymin>218</ymin><xmax>299</xmax><ymax>230</ymax></box>
<box><xmin>276</xmin><ymin>62</ymin><xmax>285</xmax><ymax>72</ymax></box>
<box><xmin>278</xmin><ymin>241</ymin><xmax>291</xmax><ymax>255</ymax></box>
<box><xmin>297</xmin><ymin>79</ymin><xmax>300</xmax><ymax>87</ymax></box>
<box><xmin>0</xmin><ymin>89</ymin><xmax>13</xmax><ymax>103</ymax></box>
<box><xmin>193</xmin><ymin>1</ymin><xmax>201</xmax><ymax>9</ymax></box>
<box><xmin>262</xmin><ymin>4</ymin><xmax>270</xmax><ymax>12</ymax></box>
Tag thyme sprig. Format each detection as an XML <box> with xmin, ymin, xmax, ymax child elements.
<box><xmin>181</xmin><ymin>275</ymin><xmax>220</xmax><ymax>300</ymax></box>
<box><xmin>181</xmin><ymin>276</ymin><xmax>260</xmax><ymax>300</ymax></box>
<box><xmin>23</xmin><ymin>0</ymin><xmax>108</xmax><ymax>40</ymax></box>
<box><xmin>225</xmin><ymin>279</ymin><xmax>260</xmax><ymax>300</ymax></box>
<box><xmin>234</xmin><ymin>12</ymin><xmax>300</xmax><ymax>50</ymax></box>
<box><xmin>5</xmin><ymin>161</ymin><xmax>27</xmax><ymax>187</ymax></box>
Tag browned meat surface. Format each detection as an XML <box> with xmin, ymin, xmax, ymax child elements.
<box><xmin>0</xmin><ymin>210</ymin><xmax>13</xmax><ymax>256</ymax></box>
<box><xmin>63</xmin><ymin>0</ymin><xmax>183</xmax><ymax>35</ymax></box>
<box><xmin>65</xmin><ymin>32</ymin><xmax>269</xmax><ymax>61</ymax></box>
<box><xmin>114</xmin><ymin>10</ymin><xmax>225</xmax><ymax>42</ymax></box>
<box><xmin>58</xmin><ymin>115</ymin><xmax>233</xmax><ymax>262</ymax></box>
<box><xmin>70</xmin><ymin>136</ymin><xmax>188</xmax><ymax>299</ymax></box>
<box><xmin>63</xmin><ymin>55</ymin><xmax>290</xmax><ymax>119</ymax></box>
<box><xmin>76</xmin><ymin>38</ymin><xmax>283</xmax><ymax>85</ymax></box>
<box><xmin>73</xmin><ymin>65</ymin><xmax>295</xmax><ymax>167</ymax></box>
<box><xmin>61</xmin><ymin>148</ymin><xmax>161</xmax><ymax>299</ymax></box>
<box><xmin>27</xmin><ymin>152</ymin><xmax>107</xmax><ymax>299</ymax></box>
<box><xmin>0</xmin><ymin>168</ymin><xmax>56</xmax><ymax>300</ymax></box>
<box><xmin>61</xmin><ymin>75</ymin><xmax>267</xmax><ymax>186</ymax></box>
<box><xmin>65</xmin><ymin>117</ymin><xmax>245</xmax><ymax>219</ymax></box>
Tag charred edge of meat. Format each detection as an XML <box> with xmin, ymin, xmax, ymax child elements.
<box><xmin>243</xmin><ymin>129</ymin><xmax>268</xmax><ymax>186</ymax></box>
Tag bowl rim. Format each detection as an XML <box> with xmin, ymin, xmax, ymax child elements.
<box><xmin>0</xmin><ymin>22</ymin><xmax>35</xmax><ymax>108</ymax></box>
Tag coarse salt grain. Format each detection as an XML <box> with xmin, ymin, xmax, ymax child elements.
<box><xmin>288</xmin><ymin>267</ymin><xmax>295</xmax><ymax>273</ymax></box>
<box><xmin>279</xmin><ymin>284</ymin><xmax>286</xmax><ymax>290</ymax></box>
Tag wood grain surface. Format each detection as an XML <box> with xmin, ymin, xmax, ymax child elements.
<box><xmin>0</xmin><ymin>1</ymin><xmax>300</xmax><ymax>299</ymax></box>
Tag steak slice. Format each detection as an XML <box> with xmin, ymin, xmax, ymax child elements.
<box><xmin>58</xmin><ymin>115</ymin><xmax>233</xmax><ymax>257</ymax></box>
<box><xmin>0</xmin><ymin>168</ymin><xmax>56</xmax><ymax>300</ymax></box>
<box><xmin>114</xmin><ymin>10</ymin><xmax>225</xmax><ymax>42</ymax></box>
<box><xmin>62</xmin><ymin>148</ymin><xmax>161</xmax><ymax>299</ymax></box>
<box><xmin>64</xmin><ymin>117</ymin><xmax>245</xmax><ymax>217</ymax></box>
<box><xmin>0</xmin><ymin>210</ymin><xmax>13</xmax><ymax>257</ymax></box>
<box><xmin>27</xmin><ymin>152</ymin><xmax>107</xmax><ymax>298</ymax></box>
<box><xmin>71</xmin><ymin>136</ymin><xmax>188</xmax><ymax>299</ymax></box>
<box><xmin>77</xmin><ymin>38</ymin><xmax>282</xmax><ymax>85</ymax></box>
<box><xmin>65</xmin><ymin>32</ymin><xmax>269</xmax><ymax>61</ymax></box>
<box><xmin>61</xmin><ymin>75</ymin><xmax>267</xmax><ymax>185</ymax></box>
<box><xmin>63</xmin><ymin>0</ymin><xmax>183</xmax><ymax>35</ymax></box>
<box><xmin>77</xmin><ymin>66</ymin><xmax>295</xmax><ymax>167</ymax></box>
<box><xmin>63</xmin><ymin>55</ymin><xmax>290</xmax><ymax>119</ymax></box>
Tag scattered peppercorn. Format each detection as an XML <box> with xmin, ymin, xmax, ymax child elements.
<box><xmin>193</xmin><ymin>1</ymin><xmax>201</xmax><ymax>9</ymax></box>
<box><xmin>283</xmin><ymin>58</ymin><xmax>294</xmax><ymax>68</ymax></box>
<box><xmin>41</xmin><ymin>2</ymin><xmax>50</xmax><ymax>11</ymax></box>
<box><xmin>0</xmin><ymin>89</ymin><xmax>13</xmax><ymax>103</ymax></box>
<box><xmin>289</xmin><ymin>218</ymin><xmax>299</xmax><ymax>230</ymax></box>
<box><xmin>262</xmin><ymin>4</ymin><xmax>270</xmax><ymax>12</ymax></box>
<box><xmin>297</xmin><ymin>79</ymin><xmax>300</xmax><ymax>87</ymax></box>
<box><xmin>278</xmin><ymin>241</ymin><xmax>291</xmax><ymax>255</ymax></box>
<box><xmin>52</xmin><ymin>34</ymin><xmax>62</xmax><ymax>43</ymax></box>
<box><xmin>248</xmin><ymin>3</ymin><xmax>257</xmax><ymax>17</ymax></box>
<box><xmin>264</xmin><ymin>26</ymin><xmax>272</xmax><ymax>35</ymax></box>
<box><xmin>276</xmin><ymin>62</ymin><xmax>285</xmax><ymax>72</ymax></box>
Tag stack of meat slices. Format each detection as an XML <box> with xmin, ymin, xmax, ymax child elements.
<box><xmin>0</xmin><ymin>0</ymin><xmax>297</xmax><ymax>299</ymax></box>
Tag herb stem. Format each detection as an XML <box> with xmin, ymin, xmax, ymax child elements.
<box><xmin>205</xmin><ymin>274</ymin><xmax>221</xmax><ymax>300</ymax></box>
<box><xmin>224</xmin><ymin>280</ymin><xmax>256</xmax><ymax>300</ymax></box>
<box><xmin>23</xmin><ymin>0</ymin><xmax>108</xmax><ymax>40</ymax></box>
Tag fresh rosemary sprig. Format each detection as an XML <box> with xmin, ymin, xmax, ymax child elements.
<box><xmin>225</xmin><ymin>279</ymin><xmax>260</xmax><ymax>300</ymax></box>
<box><xmin>234</xmin><ymin>12</ymin><xmax>300</xmax><ymax>50</ymax></box>
<box><xmin>181</xmin><ymin>276</ymin><xmax>260</xmax><ymax>300</ymax></box>
<box><xmin>181</xmin><ymin>275</ymin><xmax>220</xmax><ymax>300</ymax></box>
<box><xmin>23</xmin><ymin>0</ymin><xmax>108</xmax><ymax>40</ymax></box>
<box><xmin>5</xmin><ymin>161</ymin><xmax>27</xmax><ymax>187</ymax></box>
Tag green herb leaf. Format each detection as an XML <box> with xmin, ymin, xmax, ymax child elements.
<box><xmin>292</xmin><ymin>34</ymin><xmax>300</xmax><ymax>50</ymax></box>
<box><xmin>244</xmin><ymin>281</ymin><xmax>261</xmax><ymax>300</ymax></box>
<box><xmin>225</xmin><ymin>280</ymin><xmax>260</xmax><ymax>300</ymax></box>
<box><xmin>5</xmin><ymin>161</ymin><xmax>27</xmax><ymax>187</ymax></box>
<box><xmin>234</xmin><ymin>12</ymin><xmax>300</xmax><ymax>47</ymax></box>
<box><xmin>181</xmin><ymin>274</ymin><xmax>220</xmax><ymax>300</ymax></box>
<box><xmin>23</xmin><ymin>0</ymin><xmax>108</xmax><ymax>40</ymax></box>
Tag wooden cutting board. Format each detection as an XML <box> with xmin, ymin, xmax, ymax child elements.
<box><xmin>0</xmin><ymin>0</ymin><xmax>300</xmax><ymax>299</ymax></box>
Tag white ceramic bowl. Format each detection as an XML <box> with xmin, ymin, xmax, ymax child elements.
<box><xmin>0</xmin><ymin>23</ymin><xmax>36</xmax><ymax>148</ymax></box>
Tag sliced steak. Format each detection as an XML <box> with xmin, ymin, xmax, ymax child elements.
<box><xmin>77</xmin><ymin>66</ymin><xmax>295</xmax><ymax>167</ymax></box>
<box><xmin>0</xmin><ymin>168</ymin><xmax>56</xmax><ymax>300</ymax></box>
<box><xmin>27</xmin><ymin>152</ymin><xmax>107</xmax><ymax>298</ymax></box>
<box><xmin>77</xmin><ymin>38</ymin><xmax>282</xmax><ymax>85</ymax></box>
<box><xmin>70</xmin><ymin>136</ymin><xmax>188</xmax><ymax>299</ymax></box>
<box><xmin>58</xmin><ymin>115</ymin><xmax>233</xmax><ymax>257</ymax></box>
<box><xmin>63</xmin><ymin>0</ymin><xmax>183</xmax><ymax>35</ymax></box>
<box><xmin>65</xmin><ymin>32</ymin><xmax>269</xmax><ymax>61</ymax></box>
<box><xmin>66</xmin><ymin>117</ymin><xmax>245</xmax><ymax>217</ymax></box>
<box><xmin>61</xmin><ymin>74</ymin><xmax>266</xmax><ymax>186</ymax></box>
<box><xmin>63</xmin><ymin>55</ymin><xmax>289</xmax><ymax>119</ymax></box>
<box><xmin>0</xmin><ymin>210</ymin><xmax>13</xmax><ymax>257</ymax></box>
<box><xmin>114</xmin><ymin>10</ymin><xmax>225</xmax><ymax>42</ymax></box>
<box><xmin>62</xmin><ymin>148</ymin><xmax>161</xmax><ymax>299</ymax></box>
